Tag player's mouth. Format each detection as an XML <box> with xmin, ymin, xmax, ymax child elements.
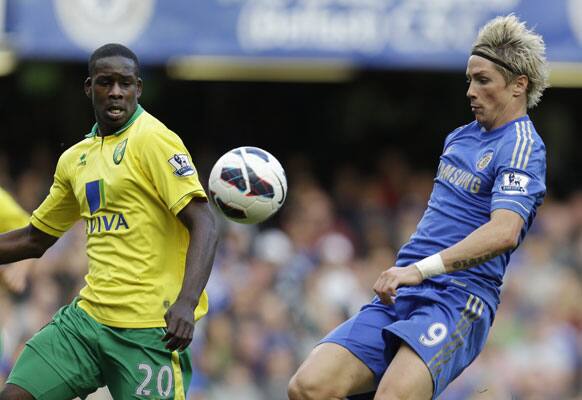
<box><xmin>106</xmin><ymin>106</ymin><xmax>125</xmax><ymax>120</ymax></box>
<box><xmin>470</xmin><ymin>105</ymin><xmax>481</xmax><ymax>113</ymax></box>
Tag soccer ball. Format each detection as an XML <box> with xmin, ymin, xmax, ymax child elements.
<box><xmin>208</xmin><ymin>147</ymin><xmax>287</xmax><ymax>224</ymax></box>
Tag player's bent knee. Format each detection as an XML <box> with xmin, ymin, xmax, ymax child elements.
<box><xmin>288</xmin><ymin>371</ymin><xmax>339</xmax><ymax>400</ymax></box>
<box><xmin>0</xmin><ymin>384</ymin><xmax>35</xmax><ymax>400</ymax></box>
<box><xmin>287</xmin><ymin>372</ymin><xmax>319</xmax><ymax>400</ymax></box>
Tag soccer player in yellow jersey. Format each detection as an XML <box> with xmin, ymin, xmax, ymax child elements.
<box><xmin>0</xmin><ymin>187</ymin><xmax>32</xmax><ymax>295</ymax></box>
<box><xmin>0</xmin><ymin>186</ymin><xmax>34</xmax><ymax>365</ymax></box>
<box><xmin>0</xmin><ymin>44</ymin><xmax>219</xmax><ymax>399</ymax></box>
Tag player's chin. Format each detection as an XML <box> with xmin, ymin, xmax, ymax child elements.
<box><xmin>474</xmin><ymin>113</ymin><xmax>488</xmax><ymax>126</ymax></box>
<box><xmin>102</xmin><ymin>116</ymin><xmax>128</xmax><ymax>131</ymax></box>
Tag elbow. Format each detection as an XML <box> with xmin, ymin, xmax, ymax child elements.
<box><xmin>499</xmin><ymin>232</ymin><xmax>519</xmax><ymax>252</ymax></box>
<box><xmin>26</xmin><ymin>226</ymin><xmax>53</xmax><ymax>258</ymax></box>
<box><xmin>28</xmin><ymin>239</ymin><xmax>49</xmax><ymax>259</ymax></box>
<box><xmin>30</xmin><ymin>244</ymin><xmax>48</xmax><ymax>259</ymax></box>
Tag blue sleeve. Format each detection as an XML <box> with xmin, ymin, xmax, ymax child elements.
<box><xmin>490</xmin><ymin>122</ymin><xmax>546</xmax><ymax>222</ymax></box>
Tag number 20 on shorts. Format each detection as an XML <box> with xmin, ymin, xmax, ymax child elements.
<box><xmin>136</xmin><ymin>363</ymin><xmax>173</xmax><ymax>398</ymax></box>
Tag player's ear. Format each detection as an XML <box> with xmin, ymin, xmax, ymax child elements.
<box><xmin>84</xmin><ymin>77</ymin><xmax>92</xmax><ymax>98</ymax></box>
<box><xmin>136</xmin><ymin>78</ymin><xmax>143</xmax><ymax>99</ymax></box>
<box><xmin>513</xmin><ymin>75</ymin><xmax>528</xmax><ymax>97</ymax></box>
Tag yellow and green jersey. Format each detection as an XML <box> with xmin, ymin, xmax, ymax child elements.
<box><xmin>31</xmin><ymin>106</ymin><xmax>209</xmax><ymax>328</ymax></box>
<box><xmin>0</xmin><ymin>187</ymin><xmax>29</xmax><ymax>232</ymax></box>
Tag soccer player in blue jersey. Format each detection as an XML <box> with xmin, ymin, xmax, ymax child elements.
<box><xmin>289</xmin><ymin>15</ymin><xmax>549</xmax><ymax>400</ymax></box>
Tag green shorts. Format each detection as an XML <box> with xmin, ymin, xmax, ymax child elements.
<box><xmin>7</xmin><ymin>300</ymin><xmax>192</xmax><ymax>399</ymax></box>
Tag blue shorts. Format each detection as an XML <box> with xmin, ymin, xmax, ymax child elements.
<box><xmin>320</xmin><ymin>283</ymin><xmax>493</xmax><ymax>399</ymax></box>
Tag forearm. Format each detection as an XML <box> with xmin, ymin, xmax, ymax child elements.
<box><xmin>414</xmin><ymin>209</ymin><xmax>523</xmax><ymax>279</ymax></box>
<box><xmin>439</xmin><ymin>221</ymin><xmax>516</xmax><ymax>273</ymax></box>
<box><xmin>0</xmin><ymin>225</ymin><xmax>48</xmax><ymax>264</ymax></box>
<box><xmin>176</xmin><ymin>206</ymin><xmax>219</xmax><ymax>308</ymax></box>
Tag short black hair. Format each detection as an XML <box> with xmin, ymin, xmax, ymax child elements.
<box><xmin>88</xmin><ymin>43</ymin><xmax>140</xmax><ymax>77</ymax></box>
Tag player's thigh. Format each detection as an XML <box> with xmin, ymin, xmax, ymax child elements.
<box><xmin>5</xmin><ymin>347</ymin><xmax>79</xmax><ymax>400</ymax></box>
<box><xmin>375</xmin><ymin>343</ymin><xmax>433</xmax><ymax>400</ymax></box>
<box><xmin>290</xmin><ymin>301</ymin><xmax>402</xmax><ymax>399</ymax></box>
<box><xmin>289</xmin><ymin>342</ymin><xmax>376</xmax><ymax>398</ymax></box>
<box><xmin>101</xmin><ymin>327</ymin><xmax>191</xmax><ymax>399</ymax></box>
<box><xmin>383</xmin><ymin>288</ymin><xmax>493</xmax><ymax>398</ymax></box>
<box><xmin>6</xmin><ymin>304</ymin><xmax>104</xmax><ymax>400</ymax></box>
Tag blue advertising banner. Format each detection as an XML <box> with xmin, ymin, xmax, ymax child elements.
<box><xmin>6</xmin><ymin>0</ymin><xmax>582</xmax><ymax>68</ymax></box>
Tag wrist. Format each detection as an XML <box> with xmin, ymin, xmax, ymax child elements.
<box><xmin>176</xmin><ymin>295</ymin><xmax>199</xmax><ymax>309</ymax></box>
<box><xmin>414</xmin><ymin>253</ymin><xmax>446</xmax><ymax>280</ymax></box>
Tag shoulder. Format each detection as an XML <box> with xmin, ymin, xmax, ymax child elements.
<box><xmin>494</xmin><ymin>118</ymin><xmax>546</xmax><ymax>172</ymax></box>
<box><xmin>497</xmin><ymin>119</ymin><xmax>545</xmax><ymax>156</ymax></box>
<box><xmin>447</xmin><ymin>121</ymin><xmax>478</xmax><ymax>140</ymax></box>
<box><xmin>133</xmin><ymin>111</ymin><xmax>179</xmax><ymax>139</ymax></box>
<box><xmin>57</xmin><ymin>138</ymin><xmax>93</xmax><ymax>172</ymax></box>
<box><xmin>131</xmin><ymin>111</ymin><xmax>185</xmax><ymax>147</ymax></box>
<box><xmin>443</xmin><ymin>121</ymin><xmax>478</xmax><ymax>149</ymax></box>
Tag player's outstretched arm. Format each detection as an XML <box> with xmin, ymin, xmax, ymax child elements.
<box><xmin>163</xmin><ymin>199</ymin><xmax>219</xmax><ymax>352</ymax></box>
<box><xmin>0</xmin><ymin>224</ymin><xmax>58</xmax><ymax>265</ymax></box>
<box><xmin>374</xmin><ymin>209</ymin><xmax>523</xmax><ymax>304</ymax></box>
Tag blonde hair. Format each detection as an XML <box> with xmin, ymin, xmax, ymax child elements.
<box><xmin>472</xmin><ymin>15</ymin><xmax>549</xmax><ymax>108</ymax></box>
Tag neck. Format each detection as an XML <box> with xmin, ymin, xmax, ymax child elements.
<box><xmin>97</xmin><ymin>126</ymin><xmax>116</xmax><ymax>137</ymax></box>
<box><xmin>94</xmin><ymin>115</ymin><xmax>121</xmax><ymax>137</ymax></box>
<box><xmin>485</xmin><ymin>102</ymin><xmax>527</xmax><ymax>131</ymax></box>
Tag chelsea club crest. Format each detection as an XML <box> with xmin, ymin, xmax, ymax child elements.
<box><xmin>476</xmin><ymin>151</ymin><xmax>494</xmax><ymax>170</ymax></box>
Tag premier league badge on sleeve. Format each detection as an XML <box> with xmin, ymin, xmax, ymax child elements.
<box><xmin>500</xmin><ymin>172</ymin><xmax>530</xmax><ymax>194</ymax></box>
<box><xmin>168</xmin><ymin>154</ymin><xmax>195</xmax><ymax>177</ymax></box>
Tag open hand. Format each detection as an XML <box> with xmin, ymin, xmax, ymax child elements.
<box><xmin>0</xmin><ymin>260</ymin><xmax>33</xmax><ymax>294</ymax></box>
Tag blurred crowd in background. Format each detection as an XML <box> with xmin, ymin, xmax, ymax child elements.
<box><xmin>0</xmin><ymin>146</ymin><xmax>580</xmax><ymax>400</ymax></box>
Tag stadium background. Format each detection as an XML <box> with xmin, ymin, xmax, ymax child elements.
<box><xmin>0</xmin><ymin>1</ymin><xmax>581</xmax><ymax>399</ymax></box>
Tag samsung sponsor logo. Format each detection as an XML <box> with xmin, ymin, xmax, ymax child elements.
<box><xmin>436</xmin><ymin>161</ymin><xmax>481</xmax><ymax>193</ymax></box>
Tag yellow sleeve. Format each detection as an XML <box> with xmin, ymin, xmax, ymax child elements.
<box><xmin>31</xmin><ymin>153</ymin><xmax>80</xmax><ymax>237</ymax></box>
<box><xmin>140</xmin><ymin>129</ymin><xmax>207</xmax><ymax>215</ymax></box>
<box><xmin>0</xmin><ymin>188</ymin><xmax>29</xmax><ymax>232</ymax></box>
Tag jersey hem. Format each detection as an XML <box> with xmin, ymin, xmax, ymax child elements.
<box><xmin>77</xmin><ymin>301</ymin><xmax>167</xmax><ymax>328</ymax></box>
<box><xmin>77</xmin><ymin>300</ymin><xmax>208</xmax><ymax>328</ymax></box>
<box><xmin>30</xmin><ymin>214</ymin><xmax>65</xmax><ymax>237</ymax></box>
<box><xmin>170</xmin><ymin>189</ymin><xmax>207</xmax><ymax>216</ymax></box>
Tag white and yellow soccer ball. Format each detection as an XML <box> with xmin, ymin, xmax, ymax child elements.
<box><xmin>208</xmin><ymin>147</ymin><xmax>287</xmax><ymax>224</ymax></box>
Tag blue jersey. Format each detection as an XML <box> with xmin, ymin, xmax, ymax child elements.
<box><xmin>396</xmin><ymin>115</ymin><xmax>546</xmax><ymax>312</ymax></box>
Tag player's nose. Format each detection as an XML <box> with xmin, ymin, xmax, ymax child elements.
<box><xmin>109</xmin><ymin>82</ymin><xmax>123</xmax><ymax>98</ymax></box>
<box><xmin>466</xmin><ymin>82</ymin><xmax>477</xmax><ymax>99</ymax></box>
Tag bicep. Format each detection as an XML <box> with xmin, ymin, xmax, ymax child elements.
<box><xmin>177</xmin><ymin>199</ymin><xmax>214</xmax><ymax>232</ymax></box>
